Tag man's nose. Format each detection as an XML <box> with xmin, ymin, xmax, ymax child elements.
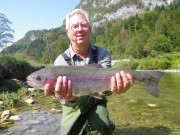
<box><xmin>77</xmin><ymin>25</ymin><xmax>83</xmax><ymax>31</ymax></box>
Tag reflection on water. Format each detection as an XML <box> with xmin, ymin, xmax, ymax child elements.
<box><xmin>0</xmin><ymin>72</ymin><xmax>180</xmax><ymax>135</ymax></box>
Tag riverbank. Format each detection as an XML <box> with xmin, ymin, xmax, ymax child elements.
<box><xmin>0</xmin><ymin>90</ymin><xmax>62</xmax><ymax>134</ymax></box>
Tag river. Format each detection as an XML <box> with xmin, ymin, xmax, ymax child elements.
<box><xmin>0</xmin><ymin>72</ymin><xmax>179</xmax><ymax>135</ymax></box>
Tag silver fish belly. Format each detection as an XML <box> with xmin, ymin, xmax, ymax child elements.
<box><xmin>26</xmin><ymin>66</ymin><xmax>165</xmax><ymax>98</ymax></box>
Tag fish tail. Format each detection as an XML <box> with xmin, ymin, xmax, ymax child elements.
<box><xmin>139</xmin><ymin>70</ymin><xmax>165</xmax><ymax>98</ymax></box>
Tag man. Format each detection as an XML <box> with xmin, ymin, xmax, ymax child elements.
<box><xmin>44</xmin><ymin>9</ymin><xmax>134</xmax><ymax>135</ymax></box>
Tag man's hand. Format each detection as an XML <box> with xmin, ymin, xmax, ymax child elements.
<box><xmin>44</xmin><ymin>71</ymin><xmax>134</xmax><ymax>99</ymax></box>
<box><xmin>111</xmin><ymin>71</ymin><xmax>134</xmax><ymax>94</ymax></box>
<box><xmin>44</xmin><ymin>76</ymin><xmax>76</xmax><ymax>101</ymax></box>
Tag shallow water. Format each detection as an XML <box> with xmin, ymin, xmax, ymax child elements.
<box><xmin>0</xmin><ymin>72</ymin><xmax>179</xmax><ymax>135</ymax></box>
<box><xmin>0</xmin><ymin>93</ymin><xmax>62</xmax><ymax>135</ymax></box>
<box><xmin>1</xmin><ymin>110</ymin><xmax>61</xmax><ymax>135</ymax></box>
<box><xmin>108</xmin><ymin>72</ymin><xmax>180</xmax><ymax>135</ymax></box>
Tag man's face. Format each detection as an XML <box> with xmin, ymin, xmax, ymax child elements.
<box><xmin>67</xmin><ymin>14</ymin><xmax>91</xmax><ymax>45</ymax></box>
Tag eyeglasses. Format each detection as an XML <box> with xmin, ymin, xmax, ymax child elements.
<box><xmin>69</xmin><ymin>23</ymin><xmax>90</xmax><ymax>32</ymax></box>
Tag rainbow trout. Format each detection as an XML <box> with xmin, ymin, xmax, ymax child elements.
<box><xmin>26</xmin><ymin>65</ymin><xmax>165</xmax><ymax>98</ymax></box>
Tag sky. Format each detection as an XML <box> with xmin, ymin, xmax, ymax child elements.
<box><xmin>0</xmin><ymin>0</ymin><xmax>80</xmax><ymax>42</ymax></box>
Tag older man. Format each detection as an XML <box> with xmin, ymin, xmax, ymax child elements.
<box><xmin>44</xmin><ymin>9</ymin><xmax>133</xmax><ymax>135</ymax></box>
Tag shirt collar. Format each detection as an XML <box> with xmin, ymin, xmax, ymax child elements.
<box><xmin>69</xmin><ymin>44</ymin><xmax>76</xmax><ymax>58</ymax></box>
<box><xmin>69</xmin><ymin>43</ymin><xmax>95</xmax><ymax>58</ymax></box>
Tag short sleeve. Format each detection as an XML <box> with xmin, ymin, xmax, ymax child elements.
<box><xmin>97</xmin><ymin>47</ymin><xmax>111</xmax><ymax>68</ymax></box>
<box><xmin>54</xmin><ymin>55</ymin><xmax>69</xmax><ymax>66</ymax></box>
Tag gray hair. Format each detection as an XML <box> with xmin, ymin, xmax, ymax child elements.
<box><xmin>65</xmin><ymin>9</ymin><xmax>91</xmax><ymax>30</ymax></box>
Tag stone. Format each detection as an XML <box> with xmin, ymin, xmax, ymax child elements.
<box><xmin>1</xmin><ymin>110</ymin><xmax>11</xmax><ymax>123</ymax></box>
<box><xmin>49</xmin><ymin>108</ymin><xmax>62</xmax><ymax>114</ymax></box>
<box><xmin>1</xmin><ymin>115</ymin><xmax>10</xmax><ymax>123</ymax></box>
<box><xmin>1</xmin><ymin>110</ymin><xmax>11</xmax><ymax>119</ymax></box>
<box><xmin>9</xmin><ymin>115</ymin><xmax>21</xmax><ymax>121</ymax></box>
<box><xmin>28</xmin><ymin>87</ymin><xmax>37</xmax><ymax>92</ymax></box>
<box><xmin>25</xmin><ymin>99</ymin><xmax>35</xmax><ymax>104</ymax></box>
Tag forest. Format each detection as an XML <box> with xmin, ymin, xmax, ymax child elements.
<box><xmin>1</xmin><ymin>0</ymin><xmax>180</xmax><ymax>70</ymax></box>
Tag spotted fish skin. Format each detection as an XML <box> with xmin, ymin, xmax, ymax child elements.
<box><xmin>26</xmin><ymin>65</ymin><xmax>165</xmax><ymax>98</ymax></box>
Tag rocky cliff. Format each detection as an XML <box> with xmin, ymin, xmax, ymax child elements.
<box><xmin>77</xmin><ymin>0</ymin><xmax>174</xmax><ymax>27</ymax></box>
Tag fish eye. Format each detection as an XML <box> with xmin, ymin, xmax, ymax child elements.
<box><xmin>36</xmin><ymin>76</ymin><xmax>41</xmax><ymax>81</ymax></box>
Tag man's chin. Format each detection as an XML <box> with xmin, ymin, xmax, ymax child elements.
<box><xmin>77</xmin><ymin>40</ymin><xmax>85</xmax><ymax>44</ymax></box>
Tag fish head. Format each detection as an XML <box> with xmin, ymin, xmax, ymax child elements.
<box><xmin>26</xmin><ymin>74</ymin><xmax>46</xmax><ymax>90</ymax></box>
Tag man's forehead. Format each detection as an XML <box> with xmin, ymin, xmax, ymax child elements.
<box><xmin>70</xmin><ymin>14</ymin><xmax>87</xmax><ymax>21</ymax></box>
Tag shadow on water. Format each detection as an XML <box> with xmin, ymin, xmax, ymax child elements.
<box><xmin>114</xmin><ymin>126</ymin><xmax>171</xmax><ymax>135</ymax></box>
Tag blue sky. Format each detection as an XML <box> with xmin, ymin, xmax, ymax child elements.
<box><xmin>0</xmin><ymin>0</ymin><xmax>80</xmax><ymax>42</ymax></box>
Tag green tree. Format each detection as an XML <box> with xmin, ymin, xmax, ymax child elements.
<box><xmin>0</xmin><ymin>13</ymin><xmax>14</xmax><ymax>47</ymax></box>
<box><xmin>169</xmin><ymin>24</ymin><xmax>180</xmax><ymax>51</ymax></box>
<box><xmin>43</xmin><ymin>31</ymin><xmax>60</xmax><ymax>63</ymax></box>
<box><xmin>144</xmin><ymin>35</ymin><xmax>171</xmax><ymax>56</ymax></box>
<box><xmin>27</xmin><ymin>38</ymin><xmax>46</xmax><ymax>62</ymax></box>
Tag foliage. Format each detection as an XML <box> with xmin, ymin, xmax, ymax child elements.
<box><xmin>0</xmin><ymin>13</ymin><xmax>14</xmax><ymax>47</ymax></box>
<box><xmin>43</xmin><ymin>28</ymin><xmax>69</xmax><ymax>64</ymax></box>
<box><xmin>144</xmin><ymin>34</ymin><xmax>171</xmax><ymax>56</ymax></box>
<box><xmin>0</xmin><ymin>56</ymin><xmax>39</xmax><ymax>80</ymax></box>
<box><xmin>0</xmin><ymin>1</ymin><xmax>179</xmax><ymax>67</ymax></box>
<box><xmin>113</xmin><ymin>52</ymin><xmax>180</xmax><ymax>70</ymax></box>
<box><xmin>90</xmin><ymin>0</ymin><xmax>179</xmax><ymax>60</ymax></box>
<box><xmin>160</xmin><ymin>52</ymin><xmax>180</xmax><ymax>69</ymax></box>
<box><xmin>137</xmin><ymin>58</ymin><xmax>171</xmax><ymax>70</ymax></box>
<box><xmin>0</xmin><ymin>56</ymin><xmax>42</xmax><ymax>108</ymax></box>
<box><xmin>172</xmin><ymin>57</ymin><xmax>180</xmax><ymax>69</ymax></box>
<box><xmin>26</xmin><ymin>38</ymin><xmax>46</xmax><ymax>62</ymax></box>
<box><xmin>0</xmin><ymin>88</ymin><xmax>26</xmax><ymax>108</ymax></box>
<box><xmin>113</xmin><ymin>59</ymin><xmax>139</xmax><ymax>70</ymax></box>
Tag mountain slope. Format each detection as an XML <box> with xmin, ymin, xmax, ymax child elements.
<box><xmin>1</xmin><ymin>0</ymin><xmax>178</xmax><ymax>63</ymax></box>
<box><xmin>77</xmin><ymin>0</ymin><xmax>174</xmax><ymax>27</ymax></box>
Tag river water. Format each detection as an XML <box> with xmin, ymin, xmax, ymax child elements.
<box><xmin>2</xmin><ymin>110</ymin><xmax>61</xmax><ymax>135</ymax></box>
<box><xmin>0</xmin><ymin>72</ymin><xmax>180</xmax><ymax>135</ymax></box>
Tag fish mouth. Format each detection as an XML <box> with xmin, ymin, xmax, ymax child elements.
<box><xmin>26</xmin><ymin>80</ymin><xmax>32</xmax><ymax>85</ymax></box>
<box><xmin>26</xmin><ymin>79</ymin><xmax>34</xmax><ymax>84</ymax></box>
<box><xmin>26</xmin><ymin>80</ymin><xmax>35</xmax><ymax>87</ymax></box>
<box><xmin>26</xmin><ymin>80</ymin><xmax>43</xmax><ymax>90</ymax></box>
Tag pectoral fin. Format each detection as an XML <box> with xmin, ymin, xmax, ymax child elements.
<box><xmin>90</xmin><ymin>93</ymin><xmax>103</xmax><ymax>99</ymax></box>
